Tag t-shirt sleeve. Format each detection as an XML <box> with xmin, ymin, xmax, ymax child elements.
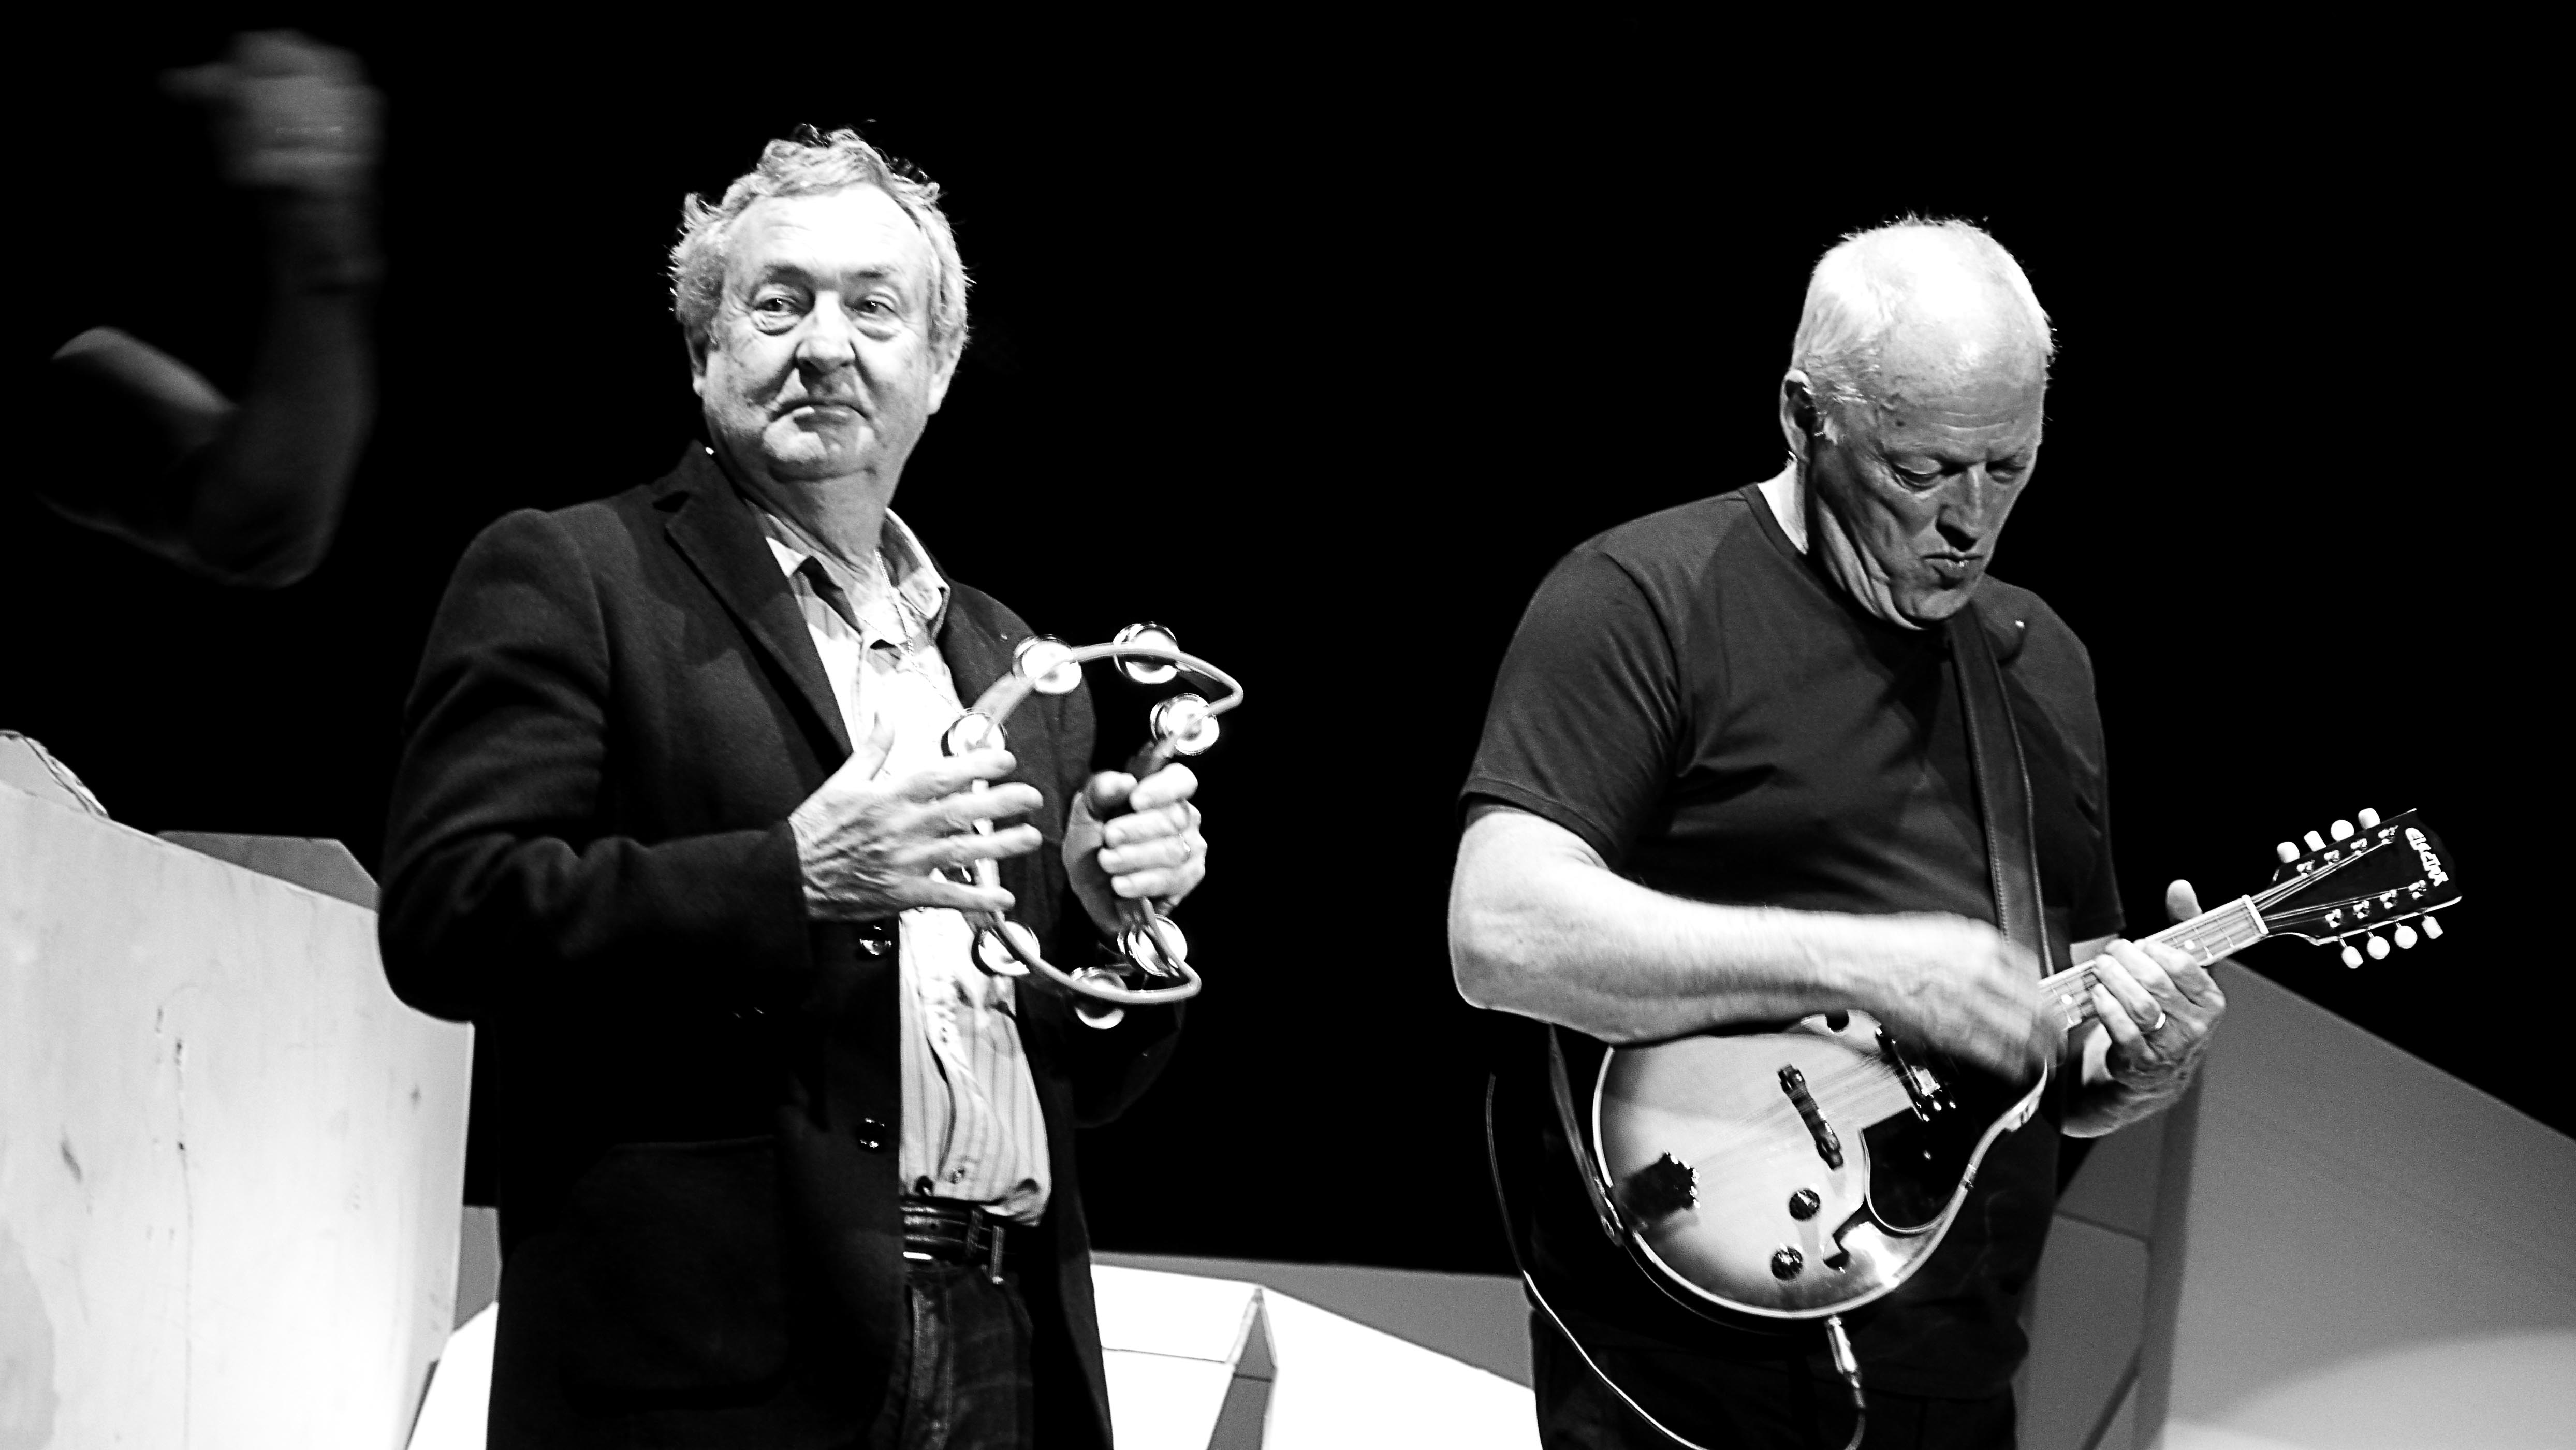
<box><xmin>1461</xmin><ymin>546</ymin><xmax>1682</xmax><ymax>867</ymax></box>
<box><xmin>2070</xmin><ymin>780</ymin><xmax>2124</xmax><ymax>944</ymax></box>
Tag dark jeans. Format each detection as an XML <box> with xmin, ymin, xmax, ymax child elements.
<box><xmin>1531</xmin><ymin>1312</ymin><xmax>2015</xmax><ymax>1450</ymax></box>
<box><xmin>867</xmin><ymin>1262</ymin><xmax>1037</xmax><ymax>1450</ymax></box>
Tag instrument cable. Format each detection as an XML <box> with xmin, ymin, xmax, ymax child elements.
<box><xmin>1523</xmin><ymin>1270</ymin><xmax>1715</xmax><ymax>1450</ymax></box>
<box><xmin>1489</xmin><ymin>1077</ymin><xmax>1868</xmax><ymax>1448</ymax></box>
<box><xmin>1825</xmin><ymin>1314</ymin><xmax>1868</xmax><ymax>1450</ymax></box>
<box><xmin>1520</xmin><ymin>1277</ymin><xmax>1868</xmax><ymax>1449</ymax></box>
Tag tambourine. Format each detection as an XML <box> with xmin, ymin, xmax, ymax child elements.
<box><xmin>939</xmin><ymin>622</ymin><xmax>1241</xmax><ymax>1028</ymax></box>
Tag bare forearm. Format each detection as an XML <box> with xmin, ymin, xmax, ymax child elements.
<box><xmin>1450</xmin><ymin>806</ymin><xmax>2056</xmax><ymax>1079</ymax></box>
<box><xmin>180</xmin><ymin>193</ymin><xmax>377</xmax><ymax>584</ymax></box>
<box><xmin>36</xmin><ymin>194</ymin><xmax>373</xmax><ymax>585</ymax></box>
<box><xmin>1448</xmin><ymin>808</ymin><xmax>1882</xmax><ymax>1041</ymax></box>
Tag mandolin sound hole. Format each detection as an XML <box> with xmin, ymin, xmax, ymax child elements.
<box><xmin>1615</xmin><ymin>1153</ymin><xmax>1698</xmax><ymax>1224</ymax></box>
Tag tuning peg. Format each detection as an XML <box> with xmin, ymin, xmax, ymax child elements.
<box><xmin>2331</xmin><ymin>820</ymin><xmax>2356</xmax><ymax>842</ymax></box>
<box><xmin>2366</xmin><ymin>933</ymin><xmax>2390</xmax><ymax>960</ymax></box>
<box><xmin>2305</xmin><ymin>830</ymin><xmax>2329</xmax><ymax>852</ymax></box>
<box><xmin>2339</xmin><ymin>940</ymin><xmax>2364</xmax><ymax>968</ymax></box>
<box><xmin>2275</xmin><ymin>841</ymin><xmax>2300</xmax><ymax>864</ymax></box>
<box><xmin>2357</xmin><ymin>808</ymin><xmax>2381</xmax><ymax>829</ymax></box>
<box><xmin>2393</xmin><ymin>923</ymin><xmax>2419</xmax><ymax>949</ymax></box>
<box><xmin>2422</xmin><ymin>915</ymin><xmax>2443</xmax><ymax>940</ymax></box>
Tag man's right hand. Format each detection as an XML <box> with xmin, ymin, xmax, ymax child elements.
<box><xmin>166</xmin><ymin>31</ymin><xmax>382</xmax><ymax>197</ymax></box>
<box><xmin>1858</xmin><ymin>914</ymin><xmax>2057</xmax><ymax>1083</ymax></box>
<box><xmin>787</xmin><ymin>717</ymin><xmax>1044</xmax><ymax>921</ymax></box>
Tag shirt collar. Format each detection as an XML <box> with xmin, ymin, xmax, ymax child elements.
<box><xmin>751</xmin><ymin>499</ymin><xmax>950</xmax><ymax>645</ymax></box>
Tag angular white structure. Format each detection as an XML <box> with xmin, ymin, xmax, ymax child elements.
<box><xmin>1094</xmin><ymin>1265</ymin><xmax>1273</xmax><ymax>1449</ymax></box>
<box><xmin>0</xmin><ymin>779</ymin><xmax>474</xmax><ymax>1449</ymax></box>
<box><xmin>2020</xmin><ymin>961</ymin><xmax>2576</xmax><ymax>1448</ymax></box>
<box><xmin>412</xmin><ymin>1264</ymin><xmax>1535</xmax><ymax>1449</ymax></box>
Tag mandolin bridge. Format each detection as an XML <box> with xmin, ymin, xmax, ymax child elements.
<box><xmin>1777</xmin><ymin>1065</ymin><xmax>1845</xmax><ymax>1169</ymax></box>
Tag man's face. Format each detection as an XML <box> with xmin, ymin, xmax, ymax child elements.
<box><xmin>692</xmin><ymin>186</ymin><xmax>958</xmax><ymax>494</ymax></box>
<box><xmin>1803</xmin><ymin>338</ymin><xmax>2046</xmax><ymax>626</ymax></box>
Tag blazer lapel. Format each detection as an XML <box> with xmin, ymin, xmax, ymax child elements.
<box><xmin>660</xmin><ymin>451</ymin><xmax>854</xmax><ymax>763</ymax></box>
<box><xmin>935</xmin><ymin>594</ymin><xmax>1013</xmax><ymax>712</ymax></box>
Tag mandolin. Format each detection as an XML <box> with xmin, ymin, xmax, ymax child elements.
<box><xmin>1565</xmin><ymin>807</ymin><xmax>2464</xmax><ymax>1325</ymax></box>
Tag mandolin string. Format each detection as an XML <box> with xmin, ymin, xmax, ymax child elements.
<box><xmin>2245</xmin><ymin>838</ymin><xmax>2385</xmax><ymax>911</ymax></box>
<box><xmin>1676</xmin><ymin>1134</ymin><xmax>1878</xmax><ymax>1179</ymax></box>
<box><xmin>1638</xmin><ymin>840</ymin><xmax>2438</xmax><ymax>1184</ymax></box>
<box><xmin>1635</xmin><ymin>1076</ymin><xmax>1902</xmax><ymax>1160</ymax></box>
<box><xmin>1643</xmin><ymin>1069</ymin><xmax>1916</xmax><ymax>1174</ymax></box>
<box><xmin>1762</xmin><ymin>901</ymin><xmax>2261</xmax><ymax>1101</ymax></box>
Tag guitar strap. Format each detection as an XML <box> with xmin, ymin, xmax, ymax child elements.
<box><xmin>1950</xmin><ymin>600</ymin><xmax>2052</xmax><ymax>970</ymax></box>
<box><xmin>1543</xmin><ymin>599</ymin><xmax>2053</xmax><ymax>1256</ymax></box>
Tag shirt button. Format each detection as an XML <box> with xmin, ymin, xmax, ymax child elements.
<box><xmin>853</xmin><ymin>1118</ymin><xmax>890</xmax><ymax>1152</ymax></box>
<box><xmin>947</xmin><ymin>1167</ymin><xmax>968</xmax><ymax>1183</ymax></box>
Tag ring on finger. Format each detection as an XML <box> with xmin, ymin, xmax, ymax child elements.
<box><xmin>2146</xmin><ymin>1008</ymin><xmax>2169</xmax><ymax>1033</ymax></box>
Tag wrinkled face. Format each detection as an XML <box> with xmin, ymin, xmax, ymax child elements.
<box><xmin>1804</xmin><ymin>339</ymin><xmax>2046</xmax><ymax>626</ymax></box>
<box><xmin>692</xmin><ymin>186</ymin><xmax>957</xmax><ymax>493</ymax></box>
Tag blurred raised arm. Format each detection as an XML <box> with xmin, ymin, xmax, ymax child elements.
<box><xmin>36</xmin><ymin>31</ymin><xmax>380</xmax><ymax>587</ymax></box>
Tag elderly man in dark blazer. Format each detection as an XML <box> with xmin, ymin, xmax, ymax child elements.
<box><xmin>382</xmin><ymin>127</ymin><xmax>1208</xmax><ymax>1450</ymax></box>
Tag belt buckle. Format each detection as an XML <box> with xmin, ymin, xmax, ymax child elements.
<box><xmin>985</xmin><ymin>1219</ymin><xmax>1006</xmax><ymax>1285</ymax></box>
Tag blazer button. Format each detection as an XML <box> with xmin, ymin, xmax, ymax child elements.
<box><xmin>854</xmin><ymin>1118</ymin><xmax>890</xmax><ymax>1152</ymax></box>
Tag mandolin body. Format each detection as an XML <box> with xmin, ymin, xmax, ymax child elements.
<box><xmin>1542</xmin><ymin>811</ymin><xmax>2457</xmax><ymax>1331</ymax></box>
<box><xmin>1591</xmin><ymin>1014</ymin><xmax>2045</xmax><ymax>1321</ymax></box>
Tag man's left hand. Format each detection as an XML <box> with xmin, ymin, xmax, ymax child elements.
<box><xmin>1065</xmin><ymin>764</ymin><xmax>1207</xmax><ymax>936</ymax></box>
<box><xmin>2086</xmin><ymin>879</ymin><xmax>2230</xmax><ymax>1095</ymax></box>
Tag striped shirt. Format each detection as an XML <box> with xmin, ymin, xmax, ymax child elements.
<box><xmin>755</xmin><ymin>500</ymin><xmax>1051</xmax><ymax>1225</ymax></box>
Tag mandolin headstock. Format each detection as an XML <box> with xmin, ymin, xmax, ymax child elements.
<box><xmin>2256</xmin><ymin>807</ymin><xmax>2463</xmax><ymax>966</ymax></box>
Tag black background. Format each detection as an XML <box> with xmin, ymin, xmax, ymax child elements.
<box><xmin>4</xmin><ymin>22</ymin><xmax>2538</xmax><ymax>1275</ymax></box>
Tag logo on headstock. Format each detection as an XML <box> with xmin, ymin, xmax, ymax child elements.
<box><xmin>2406</xmin><ymin>827</ymin><xmax>2448</xmax><ymax>887</ymax></box>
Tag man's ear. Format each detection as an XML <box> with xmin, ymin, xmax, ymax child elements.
<box><xmin>925</xmin><ymin>337</ymin><xmax>963</xmax><ymax>415</ymax></box>
<box><xmin>1778</xmin><ymin>370</ymin><xmax>1823</xmax><ymax>459</ymax></box>
<box><xmin>685</xmin><ymin>333</ymin><xmax>710</xmax><ymax>398</ymax></box>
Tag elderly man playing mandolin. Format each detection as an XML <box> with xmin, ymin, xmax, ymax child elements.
<box><xmin>1450</xmin><ymin>219</ymin><xmax>2226</xmax><ymax>1448</ymax></box>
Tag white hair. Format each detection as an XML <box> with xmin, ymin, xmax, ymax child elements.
<box><xmin>671</xmin><ymin>126</ymin><xmax>969</xmax><ymax>358</ymax></box>
<box><xmin>1789</xmin><ymin>218</ymin><xmax>2052</xmax><ymax>415</ymax></box>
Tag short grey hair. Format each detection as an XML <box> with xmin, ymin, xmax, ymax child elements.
<box><xmin>670</xmin><ymin>126</ymin><xmax>970</xmax><ymax>358</ymax></box>
<box><xmin>1790</xmin><ymin>218</ymin><xmax>2051</xmax><ymax>415</ymax></box>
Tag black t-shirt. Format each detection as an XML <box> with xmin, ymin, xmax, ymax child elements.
<box><xmin>1463</xmin><ymin>483</ymin><xmax>2123</xmax><ymax>1398</ymax></box>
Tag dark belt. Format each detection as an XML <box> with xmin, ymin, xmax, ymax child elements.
<box><xmin>902</xmin><ymin>1196</ymin><xmax>1015</xmax><ymax>1283</ymax></box>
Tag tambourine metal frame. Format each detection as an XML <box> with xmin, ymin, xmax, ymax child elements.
<box><xmin>942</xmin><ymin>629</ymin><xmax>1241</xmax><ymax>1024</ymax></box>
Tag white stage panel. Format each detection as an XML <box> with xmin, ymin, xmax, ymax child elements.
<box><xmin>408</xmin><ymin>1304</ymin><xmax>496</xmax><ymax>1450</ymax></box>
<box><xmin>1096</xmin><ymin>1264</ymin><xmax>1267</xmax><ymax>1450</ymax></box>
<box><xmin>415</xmin><ymin>1265</ymin><xmax>1535</xmax><ymax>1449</ymax></box>
<box><xmin>1255</xmin><ymin>1288</ymin><xmax>1534</xmax><ymax>1448</ymax></box>
<box><xmin>1</xmin><ymin>782</ymin><xmax>472</xmax><ymax>1450</ymax></box>
<box><xmin>2139</xmin><ymin>963</ymin><xmax>2576</xmax><ymax>1448</ymax></box>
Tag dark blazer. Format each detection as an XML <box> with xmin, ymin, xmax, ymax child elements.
<box><xmin>382</xmin><ymin>447</ymin><xmax>1181</xmax><ymax>1448</ymax></box>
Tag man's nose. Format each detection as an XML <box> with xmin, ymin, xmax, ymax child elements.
<box><xmin>1936</xmin><ymin>468</ymin><xmax>2000</xmax><ymax>549</ymax></box>
<box><xmin>794</xmin><ymin>301</ymin><xmax>860</xmax><ymax>371</ymax></box>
